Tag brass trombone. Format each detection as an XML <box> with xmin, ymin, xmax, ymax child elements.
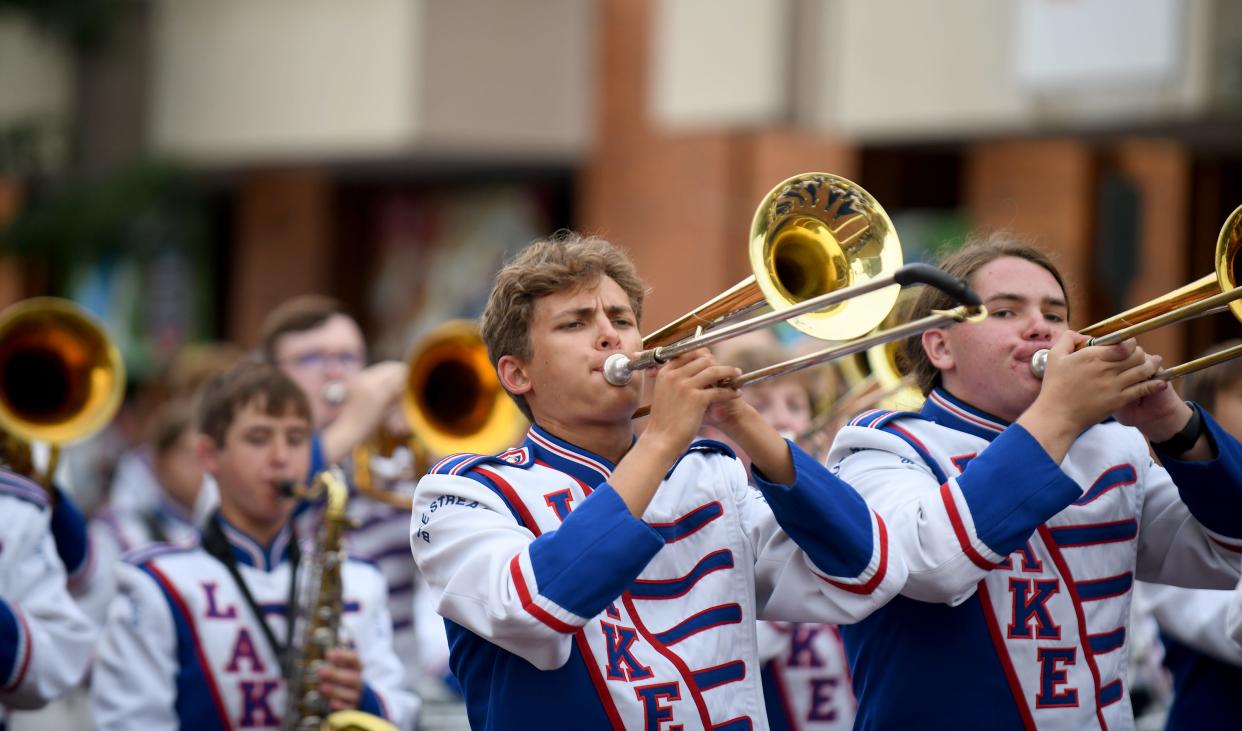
<box><xmin>1031</xmin><ymin>204</ymin><xmax>1242</xmax><ymax>380</ymax></box>
<box><xmin>606</xmin><ymin>172</ymin><xmax>986</xmax><ymax>390</ymax></box>
<box><xmin>0</xmin><ymin>297</ymin><xmax>125</xmax><ymax>497</ymax></box>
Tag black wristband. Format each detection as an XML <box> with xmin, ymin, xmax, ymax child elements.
<box><xmin>1150</xmin><ymin>401</ymin><xmax>1204</xmax><ymax>457</ymax></box>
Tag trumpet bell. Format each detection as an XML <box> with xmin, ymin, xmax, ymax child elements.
<box><xmin>750</xmin><ymin>173</ymin><xmax>903</xmax><ymax>341</ymax></box>
<box><xmin>0</xmin><ymin>297</ymin><xmax>125</xmax><ymax>445</ymax></box>
<box><xmin>403</xmin><ymin>320</ymin><xmax>526</xmax><ymax>458</ymax></box>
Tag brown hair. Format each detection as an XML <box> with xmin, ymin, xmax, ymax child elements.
<box><xmin>197</xmin><ymin>362</ymin><xmax>312</xmax><ymax>446</ymax></box>
<box><xmin>481</xmin><ymin>231</ymin><xmax>648</xmax><ymax>421</ymax></box>
<box><xmin>135</xmin><ymin>343</ymin><xmax>245</xmax><ymax>444</ymax></box>
<box><xmin>1181</xmin><ymin>339</ymin><xmax>1242</xmax><ymax>411</ymax></box>
<box><xmin>900</xmin><ymin>232</ymin><xmax>1069</xmax><ymax>395</ymax></box>
<box><xmin>150</xmin><ymin>399</ymin><xmax>196</xmax><ymax>456</ymax></box>
<box><xmin>258</xmin><ymin>295</ymin><xmax>352</xmax><ymax>364</ymax></box>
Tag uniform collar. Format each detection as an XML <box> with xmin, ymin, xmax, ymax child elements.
<box><xmin>523</xmin><ymin>423</ymin><xmax>621</xmax><ymax>485</ymax></box>
<box><xmin>156</xmin><ymin>494</ymin><xmax>196</xmax><ymax>529</ymax></box>
<box><xmin>921</xmin><ymin>387</ymin><xmax>1010</xmax><ymax>442</ymax></box>
<box><xmin>214</xmin><ymin>514</ymin><xmax>294</xmax><ymax>572</ymax></box>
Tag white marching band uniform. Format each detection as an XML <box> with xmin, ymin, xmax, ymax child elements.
<box><xmin>829</xmin><ymin>387</ymin><xmax>1242</xmax><ymax>730</ymax></box>
<box><xmin>411</xmin><ymin>424</ymin><xmax>905</xmax><ymax>730</ymax></box>
<box><xmin>0</xmin><ymin>471</ymin><xmax>95</xmax><ymax>727</ymax></box>
<box><xmin>90</xmin><ymin>515</ymin><xmax>418</xmax><ymax>731</ymax></box>
<box><xmin>755</xmin><ymin>621</ymin><xmax>855</xmax><ymax>730</ymax></box>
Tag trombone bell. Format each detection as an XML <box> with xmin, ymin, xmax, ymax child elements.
<box><xmin>750</xmin><ymin>174</ymin><xmax>902</xmax><ymax>342</ymax></box>
<box><xmin>644</xmin><ymin>173</ymin><xmax>902</xmax><ymax>348</ymax></box>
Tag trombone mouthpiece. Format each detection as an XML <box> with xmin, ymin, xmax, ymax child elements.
<box><xmin>603</xmin><ymin>353</ymin><xmax>634</xmax><ymax>386</ymax></box>
<box><xmin>1030</xmin><ymin>349</ymin><xmax>1049</xmax><ymax>379</ymax></box>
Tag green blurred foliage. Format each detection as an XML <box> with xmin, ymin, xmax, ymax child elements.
<box><xmin>0</xmin><ymin>0</ymin><xmax>135</xmax><ymax>51</ymax></box>
<box><xmin>0</xmin><ymin>161</ymin><xmax>203</xmax><ymax>263</ymax></box>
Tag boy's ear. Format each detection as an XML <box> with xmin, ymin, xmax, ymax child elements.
<box><xmin>497</xmin><ymin>354</ymin><xmax>532</xmax><ymax>396</ymax></box>
<box><xmin>196</xmin><ymin>432</ymin><xmax>221</xmax><ymax>474</ymax></box>
<box><xmin>923</xmin><ymin>328</ymin><xmax>953</xmax><ymax>370</ymax></box>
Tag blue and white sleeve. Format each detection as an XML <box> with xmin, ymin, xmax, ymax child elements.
<box><xmin>0</xmin><ymin>518</ymin><xmax>95</xmax><ymax>710</ymax></box>
<box><xmin>745</xmin><ymin>440</ymin><xmax>906</xmax><ymax>624</ymax></box>
<box><xmin>829</xmin><ymin>423</ymin><xmax>1082</xmax><ymax>605</ymax></box>
<box><xmin>411</xmin><ymin>472</ymin><xmax>664</xmax><ymax>671</ymax></box>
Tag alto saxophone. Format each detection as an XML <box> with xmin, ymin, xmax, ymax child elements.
<box><xmin>282</xmin><ymin>469</ymin><xmax>397</xmax><ymax>731</ymax></box>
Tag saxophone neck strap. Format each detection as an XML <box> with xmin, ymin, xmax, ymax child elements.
<box><xmin>202</xmin><ymin>511</ymin><xmax>302</xmax><ymax>667</ymax></box>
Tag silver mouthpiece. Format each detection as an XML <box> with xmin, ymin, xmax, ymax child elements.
<box><xmin>323</xmin><ymin>381</ymin><xmax>348</xmax><ymax>406</ymax></box>
<box><xmin>1030</xmin><ymin>349</ymin><xmax>1049</xmax><ymax>378</ymax></box>
<box><xmin>603</xmin><ymin>353</ymin><xmax>634</xmax><ymax>386</ymax></box>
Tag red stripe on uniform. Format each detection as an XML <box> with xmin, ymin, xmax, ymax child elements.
<box><xmin>940</xmin><ymin>483</ymin><xmax>997</xmax><ymax>570</ymax></box>
<box><xmin>508</xmin><ymin>554</ymin><xmax>579</xmax><ymax>634</ymax></box>
<box><xmin>573</xmin><ymin>632</ymin><xmax>626</xmax><ymax>729</ymax></box>
<box><xmin>977</xmin><ymin>581</ymin><xmax>1038</xmax><ymax>730</ymax></box>
<box><xmin>822</xmin><ymin>513</ymin><xmax>890</xmax><ymax>595</ymax></box>
<box><xmin>488</xmin><ymin>466</ymin><xmax>624</xmax><ymax>729</ymax></box>
<box><xmin>621</xmin><ymin>593</ymin><xmax>715</xmax><ymax>729</ymax></box>
<box><xmin>475</xmin><ymin>467</ymin><xmax>541</xmax><ymax>530</ymax></box>
<box><xmin>1210</xmin><ymin>536</ymin><xmax>1242</xmax><ymax>553</ymax></box>
<box><xmin>1037</xmin><ymin>525</ymin><xmax>1111</xmax><ymax>730</ymax></box>
<box><xmin>145</xmin><ymin>564</ymin><xmax>234</xmax><ymax>730</ymax></box>
<box><xmin>886</xmin><ymin>423</ymin><xmax>931</xmax><ymax>452</ymax></box>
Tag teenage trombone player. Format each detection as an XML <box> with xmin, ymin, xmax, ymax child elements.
<box><xmin>409</xmin><ymin>173</ymin><xmax>984</xmax><ymax>730</ymax></box>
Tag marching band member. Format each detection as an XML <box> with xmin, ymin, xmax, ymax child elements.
<box><xmin>829</xmin><ymin>234</ymin><xmax>1242</xmax><ymax>729</ymax></box>
<box><xmin>706</xmin><ymin>346</ymin><xmax>858</xmax><ymax>730</ymax></box>
<box><xmin>0</xmin><ymin>468</ymin><xmax>95</xmax><ymax>724</ymax></box>
<box><xmin>82</xmin><ymin>344</ymin><xmax>243</xmax><ymax>629</ymax></box>
<box><xmin>258</xmin><ymin>295</ymin><xmax>406</xmax><ymax>474</ymax></box>
<box><xmin>411</xmin><ymin>232</ymin><xmax>905</xmax><ymax>730</ymax></box>
<box><xmin>91</xmin><ymin>363</ymin><xmax>416</xmax><ymax>730</ymax></box>
<box><xmin>84</xmin><ymin>399</ymin><xmax>206</xmax><ymax>629</ymax></box>
<box><xmin>259</xmin><ymin>296</ymin><xmax>434</xmax><ymax>700</ymax></box>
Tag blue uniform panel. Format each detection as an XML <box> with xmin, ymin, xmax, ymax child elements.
<box><xmin>446</xmin><ymin>620</ymin><xmax>614</xmax><ymax>731</ymax></box>
<box><xmin>842</xmin><ymin>593</ymin><xmax>1027</xmax><ymax>730</ymax></box>
<box><xmin>1161</xmin><ymin>633</ymin><xmax>1242</xmax><ymax>730</ymax></box>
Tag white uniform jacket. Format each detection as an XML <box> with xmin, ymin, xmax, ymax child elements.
<box><xmin>756</xmin><ymin>621</ymin><xmax>855</xmax><ymax>730</ymax></box>
<box><xmin>411</xmin><ymin>424</ymin><xmax>904</xmax><ymax>731</ymax></box>
<box><xmin>829</xmin><ymin>387</ymin><xmax>1242</xmax><ymax>730</ymax></box>
<box><xmin>90</xmin><ymin>514</ymin><xmax>418</xmax><ymax>731</ymax></box>
<box><xmin>81</xmin><ymin>499</ymin><xmax>200</xmax><ymax>627</ymax></box>
<box><xmin>0</xmin><ymin>471</ymin><xmax>95</xmax><ymax>717</ymax></box>
<box><xmin>1137</xmin><ymin>582</ymin><xmax>1242</xmax><ymax>726</ymax></box>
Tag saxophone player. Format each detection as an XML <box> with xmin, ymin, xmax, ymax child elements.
<box><xmin>90</xmin><ymin>363</ymin><xmax>417</xmax><ymax>730</ymax></box>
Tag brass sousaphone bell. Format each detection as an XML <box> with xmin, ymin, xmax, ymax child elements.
<box><xmin>352</xmin><ymin>321</ymin><xmax>528</xmax><ymax>511</ymax></box>
<box><xmin>0</xmin><ymin>297</ymin><xmax>125</xmax><ymax>494</ymax></box>
<box><xmin>402</xmin><ymin>320</ymin><xmax>527</xmax><ymax>458</ymax></box>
